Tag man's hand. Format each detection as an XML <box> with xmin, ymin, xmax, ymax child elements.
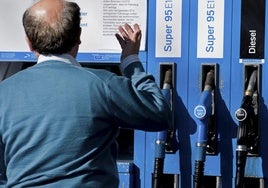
<box><xmin>115</xmin><ymin>23</ymin><xmax>142</xmax><ymax>61</ymax></box>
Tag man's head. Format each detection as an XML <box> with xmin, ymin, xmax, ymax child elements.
<box><xmin>23</xmin><ymin>0</ymin><xmax>81</xmax><ymax>55</ymax></box>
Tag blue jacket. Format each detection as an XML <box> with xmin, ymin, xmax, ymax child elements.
<box><xmin>0</xmin><ymin>59</ymin><xmax>171</xmax><ymax>187</ymax></box>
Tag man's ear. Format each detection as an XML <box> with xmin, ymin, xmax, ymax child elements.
<box><xmin>25</xmin><ymin>35</ymin><xmax>34</xmax><ymax>52</ymax></box>
<box><xmin>77</xmin><ymin>27</ymin><xmax>81</xmax><ymax>44</ymax></box>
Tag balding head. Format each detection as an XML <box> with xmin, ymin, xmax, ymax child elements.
<box><xmin>30</xmin><ymin>0</ymin><xmax>64</xmax><ymax>26</ymax></box>
<box><xmin>23</xmin><ymin>0</ymin><xmax>81</xmax><ymax>55</ymax></box>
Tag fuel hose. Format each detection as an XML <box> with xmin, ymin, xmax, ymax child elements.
<box><xmin>152</xmin><ymin>69</ymin><xmax>172</xmax><ymax>188</ymax></box>
<box><xmin>193</xmin><ymin>70</ymin><xmax>214</xmax><ymax>188</ymax></box>
<box><xmin>235</xmin><ymin>70</ymin><xmax>257</xmax><ymax>188</ymax></box>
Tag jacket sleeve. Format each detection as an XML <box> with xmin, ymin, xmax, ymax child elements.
<box><xmin>106</xmin><ymin>55</ymin><xmax>172</xmax><ymax>132</ymax></box>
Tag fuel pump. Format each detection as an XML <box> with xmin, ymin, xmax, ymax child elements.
<box><xmin>234</xmin><ymin>69</ymin><xmax>258</xmax><ymax>188</ymax></box>
<box><xmin>152</xmin><ymin>69</ymin><xmax>172</xmax><ymax>188</ymax></box>
<box><xmin>193</xmin><ymin>69</ymin><xmax>215</xmax><ymax>188</ymax></box>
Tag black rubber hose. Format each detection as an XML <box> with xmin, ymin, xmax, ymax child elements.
<box><xmin>152</xmin><ymin>158</ymin><xmax>164</xmax><ymax>188</ymax></box>
<box><xmin>193</xmin><ymin>161</ymin><xmax>205</xmax><ymax>188</ymax></box>
<box><xmin>235</xmin><ymin>150</ymin><xmax>247</xmax><ymax>188</ymax></box>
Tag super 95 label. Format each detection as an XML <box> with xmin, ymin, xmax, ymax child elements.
<box><xmin>197</xmin><ymin>0</ymin><xmax>224</xmax><ymax>58</ymax></box>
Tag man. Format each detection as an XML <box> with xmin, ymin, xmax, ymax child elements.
<box><xmin>0</xmin><ymin>0</ymin><xmax>171</xmax><ymax>187</ymax></box>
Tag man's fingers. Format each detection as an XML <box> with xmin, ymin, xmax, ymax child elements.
<box><xmin>133</xmin><ymin>24</ymin><xmax>141</xmax><ymax>41</ymax></box>
<box><xmin>124</xmin><ymin>23</ymin><xmax>134</xmax><ymax>35</ymax></box>
<box><xmin>115</xmin><ymin>33</ymin><xmax>126</xmax><ymax>49</ymax></box>
<box><xmin>133</xmin><ymin>24</ymin><xmax>141</xmax><ymax>33</ymax></box>
<box><xmin>116</xmin><ymin>23</ymin><xmax>141</xmax><ymax>49</ymax></box>
<box><xmin>118</xmin><ymin>25</ymin><xmax>130</xmax><ymax>41</ymax></box>
<box><xmin>115</xmin><ymin>23</ymin><xmax>142</xmax><ymax>60</ymax></box>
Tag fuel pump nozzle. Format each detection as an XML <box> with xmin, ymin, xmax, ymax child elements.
<box><xmin>193</xmin><ymin>70</ymin><xmax>215</xmax><ymax>188</ymax></box>
<box><xmin>235</xmin><ymin>70</ymin><xmax>257</xmax><ymax>188</ymax></box>
<box><xmin>152</xmin><ymin>69</ymin><xmax>172</xmax><ymax>188</ymax></box>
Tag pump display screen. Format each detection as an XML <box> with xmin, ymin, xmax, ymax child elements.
<box><xmin>0</xmin><ymin>0</ymin><xmax>147</xmax><ymax>62</ymax></box>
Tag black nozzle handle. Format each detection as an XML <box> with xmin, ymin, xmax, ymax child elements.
<box><xmin>204</xmin><ymin>70</ymin><xmax>215</xmax><ymax>92</ymax></box>
<box><xmin>245</xmin><ymin>70</ymin><xmax>257</xmax><ymax>96</ymax></box>
<box><xmin>163</xmin><ymin>69</ymin><xmax>172</xmax><ymax>89</ymax></box>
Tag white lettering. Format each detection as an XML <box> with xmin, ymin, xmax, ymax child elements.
<box><xmin>165</xmin><ymin>25</ymin><xmax>173</xmax><ymax>52</ymax></box>
<box><xmin>248</xmin><ymin>30</ymin><xmax>256</xmax><ymax>54</ymax></box>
